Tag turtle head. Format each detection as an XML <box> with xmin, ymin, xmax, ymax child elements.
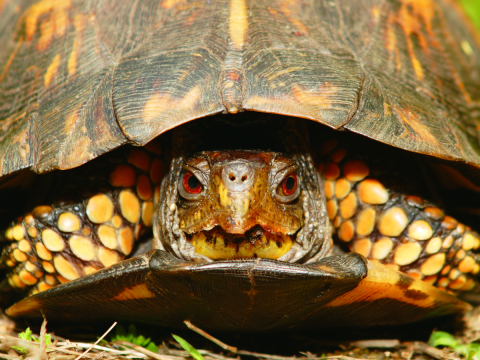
<box><xmin>154</xmin><ymin>118</ymin><xmax>332</xmax><ymax>263</ymax></box>
<box><xmin>176</xmin><ymin>150</ymin><xmax>302</xmax><ymax>260</ymax></box>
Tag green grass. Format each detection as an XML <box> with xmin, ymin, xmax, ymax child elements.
<box><xmin>459</xmin><ymin>0</ymin><xmax>480</xmax><ymax>31</ymax></box>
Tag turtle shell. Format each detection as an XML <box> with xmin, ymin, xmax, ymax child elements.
<box><xmin>0</xmin><ymin>0</ymin><xmax>480</xmax><ymax>176</ymax></box>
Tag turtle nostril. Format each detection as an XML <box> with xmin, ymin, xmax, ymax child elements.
<box><xmin>222</xmin><ymin>161</ymin><xmax>253</xmax><ymax>191</ymax></box>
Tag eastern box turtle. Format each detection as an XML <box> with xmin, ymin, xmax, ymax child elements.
<box><xmin>0</xmin><ymin>0</ymin><xmax>479</xmax><ymax>331</ymax></box>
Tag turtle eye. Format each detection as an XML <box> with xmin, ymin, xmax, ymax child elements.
<box><xmin>183</xmin><ymin>173</ymin><xmax>202</xmax><ymax>194</ymax></box>
<box><xmin>179</xmin><ymin>172</ymin><xmax>204</xmax><ymax>200</ymax></box>
<box><xmin>281</xmin><ymin>174</ymin><xmax>297</xmax><ymax>196</ymax></box>
<box><xmin>275</xmin><ymin>173</ymin><xmax>300</xmax><ymax>203</ymax></box>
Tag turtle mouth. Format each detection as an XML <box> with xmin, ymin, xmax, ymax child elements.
<box><xmin>186</xmin><ymin>225</ymin><xmax>294</xmax><ymax>260</ymax></box>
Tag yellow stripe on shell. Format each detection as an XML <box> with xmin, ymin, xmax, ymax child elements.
<box><xmin>324</xmin><ymin>260</ymin><xmax>470</xmax><ymax>311</ymax></box>
<box><xmin>229</xmin><ymin>0</ymin><xmax>248</xmax><ymax>50</ymax></box>
<box><xmin>112</xmin><ymin>283</ymin><xmax>156</xmax><ymax>301</ymax></box>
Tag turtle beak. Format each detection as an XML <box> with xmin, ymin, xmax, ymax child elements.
<box><xmin>216</xmin><ymin>160</ymin><xmax>256</xmax><ymax>234</ymax></box>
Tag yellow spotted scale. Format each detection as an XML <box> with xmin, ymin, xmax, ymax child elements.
<box><xmin>317</xmin><ymin>136</ymin><xmax>480</xmax><ymax>294</ymax></box>
<box><xmin>0</xmin><ymin>143</ymin><xmax>165</xmax><ymax>295</ymax></box>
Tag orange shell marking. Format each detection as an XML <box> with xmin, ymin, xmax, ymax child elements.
<box><xmin>325</xmin><ymin>260</ymin><xmax>470</xmax><ymax>311</ymax></box>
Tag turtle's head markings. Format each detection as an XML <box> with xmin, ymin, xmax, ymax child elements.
<box><xmin>155</xmin><ymin>149</ymin><xmax>330</xmax><ymax>262</ymax></box>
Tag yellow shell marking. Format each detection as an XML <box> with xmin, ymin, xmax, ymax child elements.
<box><xmin>229</xmin><ymin>0</ymin><xmax>248</xmax><ymax>50</ymax></box>
<box><xmin>112</xmin><ymin>283</ymin><xmax>156</xmax><ymax>301</ymax></box>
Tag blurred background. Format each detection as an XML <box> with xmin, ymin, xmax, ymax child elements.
<box><xmin>460</xmin><ymin>0</ymin><xmax>480</xmax><ymax>30</ymax></box>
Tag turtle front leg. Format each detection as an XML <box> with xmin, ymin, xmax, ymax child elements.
<box><xmin>317</xmin><ymin>136</ymin><xmax>480</xmax><ymax>294</ymax></box>
<box><xmin>0</xmin><ymin>145</ymin><xmax>165</xmax><ymax>295</ymax></box>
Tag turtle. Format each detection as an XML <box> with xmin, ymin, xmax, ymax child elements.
<box><xmin>0</xmin><ymin>0</ymin><xmax>479</xmax><ymax>332</ymax></box>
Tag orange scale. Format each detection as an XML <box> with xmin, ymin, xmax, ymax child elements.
<box><xmin>441</xmin><ymin>265</ymin><xmax>451</xmax><ymax>275</ymax></box>
<box><xmin>343</xmin><ymin>160</ymin><xmax>370</xmax><ymax>182</ymax></box>
<box><xmin>424</xmin><ymin>207</ymin><xmax>444</xmax><ymax>220</ymax></box>
<box><xmin>338</xmin><ymin>220</ymin><xmax>354</xmax><ymax>242</ymax></box>
<box><xmin>19</xmin><ymin>269</ymin><xmax>38</xmax><ymax>286</ymax></box>
<box><xmin>127</xmin><ymin>149</ymin><xmax>151</xmax><ymax>172</ymax></box>
<box><xmin>422</xmin><ymin>275</ymin><xmax>438</xmax><ymax>285</ymax></box>
<box><xmin>441</xmin><ymin>216</ymin><xmax>458</xmax><ymax>230</ymax></box>
<box><xmin>330</xmin><ymin>148</ymin><xmax>347</xmax><ymax>163</ymax></box>
<box><xmin>323</xmin><ymin>163</ymin><xmax>340</xmax><ymax>180</ymax></box>
<box><xmin>136</xmin><ymin>175</ymin><xmax>153</xmax><ymax>200</ymax></box>
<box><xmin>406</xmin><ymin>271</ymin><xmax>423</xmax><ymax>281</ymax></box>
<box><xmin>109</xmin><ymin>165</ymin><xmax>136</xmax><ymax>187</ymax></box>
<box><xmin>150</xmin><ymin>158</ymin><xmax>165</xmax><ymax>184</ymax></box>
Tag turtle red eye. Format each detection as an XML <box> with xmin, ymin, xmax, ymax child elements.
<box><xmin>183</xmin><ymin>173</ymin><xmax>202</xmax><ymax>194</ymax></box>
<box><xmin>282</xmin><ymin>174</ymin><xmax>297</xmax><ymax>196</ymax></box>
